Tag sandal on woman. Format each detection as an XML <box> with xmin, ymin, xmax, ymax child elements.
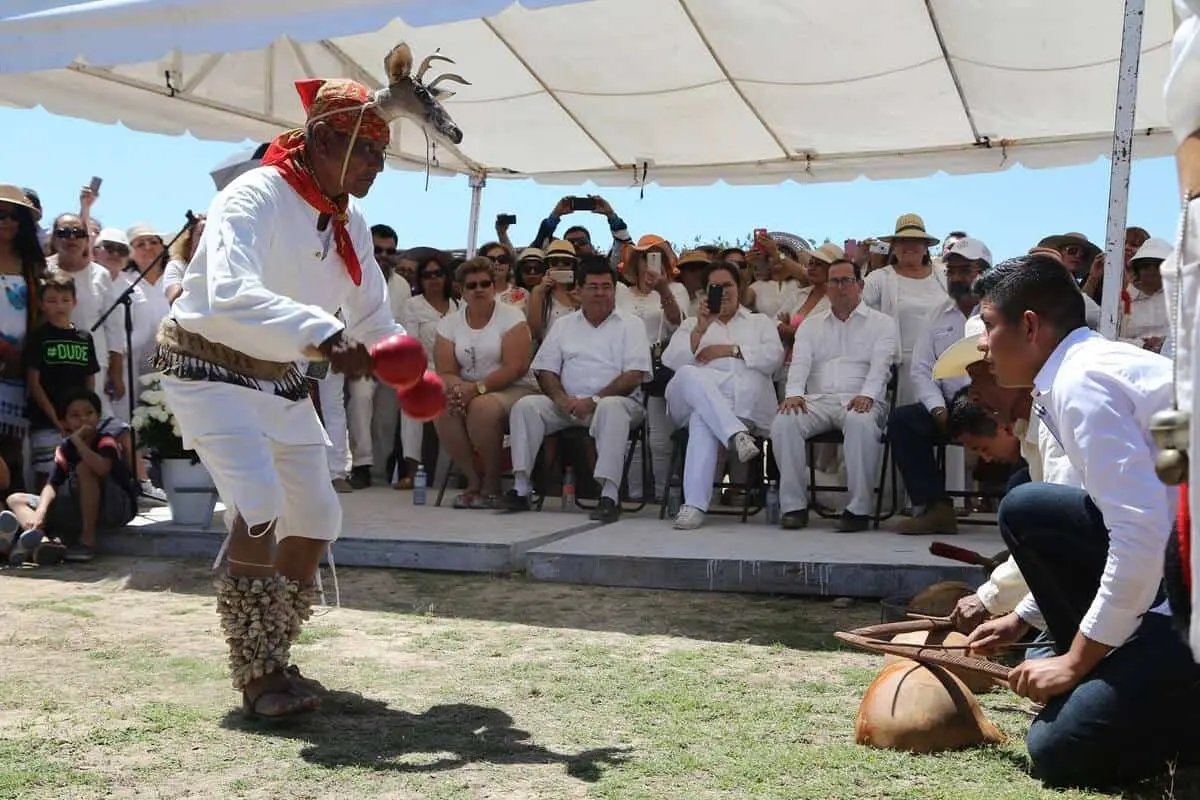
<box><xmin>452</xmin><ymin>491</ymin><xmax>481</xmax><ymax>509</ymax></box>
<box><xmin>242</xmin><ymin>670</ymin><xmax>320</xmax><ymax>719</ymax></box>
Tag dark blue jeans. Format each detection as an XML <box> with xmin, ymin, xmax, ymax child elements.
<box><xmin>999</xmin><ymin>482</ymin><xmax>1200</xmax><ymax>788</ymax></box>
<box><xmin>886</xmin><ymin>403</ymin><xmax>948</xmax><ymax>507</ymax></box>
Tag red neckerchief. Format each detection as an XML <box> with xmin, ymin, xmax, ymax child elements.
<box><xmin>261</xmin><ymin>131</ymin><xmax>362</xmax><ymax>286</ymax></box>
<box><xmin>1180</xmin><ymin>483</ymin><xmax>1192</xmax><ymax>592</ymax></box>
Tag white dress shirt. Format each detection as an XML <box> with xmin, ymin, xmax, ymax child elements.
<box><xmin>662</xmin><ymin>307</ymin><xmax>785</xmax><ymax>431</ymax></box>
<box><xmin>1013</xmin><ymin>327</ymin><xmax>1174</xmax><ymax>648</ymax></box>
<box><xmin>532</xmin><ymin>307</ymin><xmax>651</xmax><ymax>399</ymax></box>
<box><xmin>910</xmin><ymin>298</ymin><xmax>974</xmax><ymax>413</ymax></box>
<box><xmin>785</xmin><ymin>303</ymin><xmax>898</xmax><ymax>403</ymax></box>
<box><xmin>400</xmin><ymin>293</ymin><xmax>460</xmax><ymax>360</ymax></box>
<box><xmin>750</xmin><ymin>279</ymin><xmax>802</xmax><ymax>321</ymax></box>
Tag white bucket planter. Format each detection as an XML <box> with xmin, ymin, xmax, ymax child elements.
<box><xmin>160</xmin><ymin>458</ymin><xmax>217</xmax><ymax>527</ymax></box>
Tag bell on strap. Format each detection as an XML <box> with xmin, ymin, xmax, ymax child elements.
<box><xmin>1151</xmin><ymin>408</ymin><xmax>1191</xmax><ymax>486</ymax></box>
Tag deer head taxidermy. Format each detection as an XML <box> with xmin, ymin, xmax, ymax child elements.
<box><xmin>372</xmin><ymin>42</ymin><xmax>470</xmax><ymax>148</ymax></box>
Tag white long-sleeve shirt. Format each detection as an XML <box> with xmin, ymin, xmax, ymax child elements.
<box><xmin>662</xmin><ymin>307</ymin><xmax>784</xmax><ymax>432</ymax></box>
<box><xmin>910</xmin><ymin>299</ymin><xmax>973</xmax><ymax>413</ymax></box>
<box><xmin>173</xmin><ymin>167</ymin><xmax>399</xmax><ymax>362</ymax></box>
<box><xmin>1012</xmin><ymin>327</ymin><xmax>1174</xmax><ymax>648</ymax></box>
<box><xmin>785</xmin><ymin>303</ymin><xmax>898</xmax><ymax>403</ymax></box>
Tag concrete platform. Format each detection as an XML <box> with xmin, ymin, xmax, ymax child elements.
<box><xmin>525</xmin><ymin>513</ymin><xmax>1004</xmax><ymax>599</ymax></box>
<box><xmin>105</xmin><ymin>488</ymin><xmax>597</xmax><ymax>573</ymax></box>
<box><xmin>102</xmin><ymin>488</ymin><xmax>1003</xmax><ymax>598</ymax></box>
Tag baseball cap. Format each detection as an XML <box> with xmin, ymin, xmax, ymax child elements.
<box><xmin>932</xmin><ymin>314</ymin><xmax>987</xmax><ymax>380</ymax></box>
<box><xmin>943</xmin><ymin>236</ymin><xmax>993</xmax><ymax>267</ymax></box>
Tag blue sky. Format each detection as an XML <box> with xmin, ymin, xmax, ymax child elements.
<box><xmin>0</xmin><ymin>106</ymin><xmax>1182</xmax><ymax>260</ymax></box>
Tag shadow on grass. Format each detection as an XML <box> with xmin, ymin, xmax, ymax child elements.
<box><xmin>6</xmin><ymin>557</ymin><xmax>881</xmax><ymax>651</ymax></box>
<box><xmin>220</xmin><ymin>693</ymin><xmax>629</xmax><ymax>781</ymax></box>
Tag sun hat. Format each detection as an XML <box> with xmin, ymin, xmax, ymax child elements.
<box><xmin>545</xmin><ymin>239</ymin><xmax>579</xmax><ymax>261</ymax></box>
<box><xmin>620</xmin><ymin>234</ymin><xmax>678</xmax><ymax>272</ymax></box>
<box><xmin>517</xmin><ymin>247</ymin><xmax>546</xmax><ymax>262</ymax></box>
<box><xmin>97</xmin><ymin>228</ymin><xmax>130</xmax><ymax>247</ymax></box>
<box><xmin>1037</xmin><ymin>232</ymin><xmax>1100</xmax><ymax>263</ymax></box>
<box><xmin>126</xmin><ymin>223</ymin><xmax>163</xmax><ymax>244</ymax></box>
<box><xmin>0</xmin><ymin>184</ymin><xmax>41</xmax><ymax>221</ymax></box>
<box><xmin>880</xmin><ymin>213</ymin><xmax>939</xmax><ymax>245</ymax></box>
<box><xmin>807</xmin><ymin>242</ymin><xmax>847</xmax><ymax>266</ymax></box>
<box><xmin>677</xmin><ymin>249</ymin><xmax>711</xmax><ymax>268</ymax></box>
<box><xmin>1131</xmin><ymin>237</ymin><xmax>1172</xmax><ymax>263</ymax></box>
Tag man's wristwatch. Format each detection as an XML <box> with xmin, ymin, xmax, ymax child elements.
<box><xmin>476</xmin><ymin>382</ymin><xmax>488</xmax><ymax>396</ymax></box>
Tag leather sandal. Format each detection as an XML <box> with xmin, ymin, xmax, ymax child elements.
<box><xmin>241</xmin><ymin>670</ymin><xmax>320</xmax><ymax>719</ymax></box>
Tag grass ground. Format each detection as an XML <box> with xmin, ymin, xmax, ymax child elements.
<box><xmin>0</xmin><ymin>557</ymin><xmax>1195</xmax><ymax>800</ymax></box>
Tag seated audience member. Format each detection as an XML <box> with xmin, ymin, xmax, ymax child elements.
<box><xmin>504</xmin><ymin>259</ymin><xmax>650</xmax><ymax>523</ymax></box>
<box><xmin>5</xmin><ymin>388</ymin><xmax>136</xmax><ymax>563</ymax></box>
<box><xmin>1120</xmin><ymin>237</ymin><xmax>1171</xmax><ymax>353</ymax></box>
<box><xmin>25</xmin><ymin>274</ymin><xmax>100</xmax><ymax>488</ymax></box>
<box><xmin>770</xmin><ymin>259</ymin><xmax>897</xmax><ymax>532</ymax></box>
<box><xmin>434</xmin><ymin>257</ymin><xmax>537</xmax><ymax>509</ymax></box>
<box><xmin>527</xmin><ymin>240</ymin><xmax>582</xmax><ymax>343</ymax></box>
<box><xmin>886</xmin><ymin>237</ymin><xmax>990</xmax><ymax>535</ymax></box>
<box><xmin>965</xmin><ymin>254</ymin><xmax>1200</xmax><ymax>789</ymax></box>
<box><xmin>661</xmin><ymin>261</ymin><xmax>784</xmax><ymax>530</ymax></box>
<box><xmin>674</xmin><ymin>249</ymin><xmax>711</xmax><ymax>318</ymax></box>
<box><xmin>946</xmin><ymin>390</ymin><xmax>1022</xmax><ymax>474</ymax></box>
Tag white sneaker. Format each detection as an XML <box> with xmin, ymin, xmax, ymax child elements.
<box><xmin>730</xmin><ymin>431</ymin><xmax>760</xmax><ymax>464</ymax></box>
<box><xmin>673</xmin><ymin>505</ymin><xmax>706</xmax><ymax>530</ymax></box>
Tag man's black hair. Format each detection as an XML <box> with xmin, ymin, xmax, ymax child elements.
<box><xmin>971</xmin><ymin>254</ymin><xmax>1086</xmax><ymax>336</ymax></box>
<box><xmin>947</xmin><ymin>389</ymin><xmax>999</xmax><ymax>441</ymax></box>
<box><xmin>827</xmin><ymin>258</ymin><xmax>861</xmax><ymax>281</ymax></box>
<box><xmin>563</xmin><ymin>225</ymin><xmax>591</xmax><ymax>242</ymax></box>
<box><xmin>579</xmin><ymin>254</ymin><xmax>615</xmax><ymax>284</ymax></box>
<box><xmin>370</xmin><ymin>224</ymin><xmax>398</xmax><ymax>241</ymax></box>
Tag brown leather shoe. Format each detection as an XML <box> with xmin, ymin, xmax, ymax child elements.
<box><xmin>899</xmin><ymin>500</ymin><xmax>958</xmax><ymax>535</ymax></box>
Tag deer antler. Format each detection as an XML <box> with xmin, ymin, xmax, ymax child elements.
<box><xmin>427</xmin><ymin>73</ymin><xmax>472</xmax><ymax>91</ymax></box>
<box><xmin>415</xmin><ymin>53</ymin><xmax>455</xmax><ymax>82</ymax></box>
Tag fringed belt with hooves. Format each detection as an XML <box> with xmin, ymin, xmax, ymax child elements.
<box><xmin>152</xmin><ymin>318</ymin><xmax>311</xmax><ymax>402</ymax></box>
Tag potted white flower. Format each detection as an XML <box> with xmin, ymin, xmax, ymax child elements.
<box><xmin>132</xmin><ymin>375</ymin><xmax>217</xmax><ymax>526</ymax></box>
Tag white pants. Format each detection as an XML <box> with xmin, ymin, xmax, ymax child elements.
<box><xmin>627</xmin><ymin>395</ymin><xmax>672</xmax><ymax>501</ymax></box>
<box><xmin>665</xmin><ymin>365</ymin><xmax>749</xmax><ymax>512</ymax></box>
<box><xmin>509</xmin><ymin>394</ymin><xmax>644</xmax><ymax>487</ymax></box>
<box><xmin>346</xmin><ymin>376</ymin><xmax>376</xmax><ymax>469</ymax></box>
<box><xmin>370</xmin><ymin>380</ymin><xmax>399</xmax><ymax>477</ymax></box>
<box><xmin>317</xmin><ymin>372</ymin><xmax>350</xmax><ymax>479</ymax></box>
<box><xmin>160</xmin><ymin>377</ymin><xmax>340</xmax><ymax>543</ymax></box>
<box><xmin>769</xmin><ymin>394</ymin><xmax>885</xmax><ymax>516</ymax></box>
<box><xmin>400</xmin><ymin>410</ymin><xmax>424</xmax><ymax>463</ymax></box>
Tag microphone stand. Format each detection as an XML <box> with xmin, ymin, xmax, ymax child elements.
<box><xmin>93</xmin><ymin>210</ymin><xmax>198</xmax><ymax>499</ymax></box>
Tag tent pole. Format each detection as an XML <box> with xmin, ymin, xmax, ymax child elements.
<box><xmin>466</xmin><ymin>172</ymin><xmax>486</xmax><ymax>258</ymax></box>
<box><xmin>1099</xmin><ymin>0</ymin><xmax>1146</xmax><ymax>340</ymax></box>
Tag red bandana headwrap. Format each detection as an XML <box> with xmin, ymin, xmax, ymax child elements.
<box><xmin>261</xmin><ymin>78</ymin><xmax>392</xmax><ymax>287</ymax></box>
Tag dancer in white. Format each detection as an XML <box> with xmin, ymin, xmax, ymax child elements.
<box><xmin>156</xmin><ymin>44</ymin><xmax>468</xmax><ymax>718</ymax></box>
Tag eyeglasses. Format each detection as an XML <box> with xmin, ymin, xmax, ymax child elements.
<box><xmin>420</xmin><ymin>271</ymin><xmax>443</xmax><ymax>280</ymax></box>
<box><xmin>582</xmin><ymin>283</ymin><xmax>613</xmax><ymax>293</ymax></box>
<box><xmin>101</xmin><ymin>242</ymin><xmax>130</xmax><ymax>257</ymax></box>
<box><xmin>1062</xmin><ymin>245</ymin><xmax>1085</xmax><ymax>257</ymax></box>
<box><xmin>486</xmin><ymin>253</ymin><xmax>511</xmax><ymax>265</ymax></box>
<box><xmin>54</xmin><ymin>227</ymin><xmax>88</xmax><ymax>240</ymax></box>
<box><xmin>827</xmin><ymin>277</ymin><xmax>858</xmax><ymax>287</ymax></box>
<box><xmin>464</xmin><ymin>279</ymin><xmax>493</xmax><ymax>291</ymax></box>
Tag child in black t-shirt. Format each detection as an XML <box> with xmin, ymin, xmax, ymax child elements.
<box><xmin>25</xmin><ymin>273</ymin><xmax>100</xmax><ymax>487</ymax></box>
<box><xmin>4</xmin><ymin>388</ymin><xmax>135</xmax><ymax>563</ymax></box>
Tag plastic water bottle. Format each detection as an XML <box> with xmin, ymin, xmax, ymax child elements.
<box><xmin>561</xmin><ymin>467</ymin><xmax>577</xmax><ymax>511</ymax></box>
<box><xmin>665</xmin><ymin>483</ymin><xmax>682</xmax><ymax>518</ymax></box>
<box><xmin>413</xmin><ymin>463</ymin><xmax>427</xmax><ymax>506</ymax></box>
<box><xmin>765</xmin><ymin>480</ymin><xmax>781</xmax><ymax>525</ymax></box>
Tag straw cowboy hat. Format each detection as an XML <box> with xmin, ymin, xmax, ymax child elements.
<box><xmin>807</xmin><ymin>242</ymin><xmax>846</xmax><ymax>266</ymax></box>
<box><xmin>544</xmin><ymin>239</ymin><xmax>578</xmax><ymax>261</ymax></box>
<box><xmin>0</xmin><ymin>184</ymin><xmax>42</xmax><ymax>221</ymax></box>
<box><xmin>881</xmin><ymin>213</ymin><xmax>939</xmax><ymax>245</ymax></box>
<box><xmin>676</xmin><ymin>249</ymin><xmax>712</xmax><ymax>268</ymax></box>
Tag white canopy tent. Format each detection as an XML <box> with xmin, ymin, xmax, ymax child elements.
<box><xmin>0</xmin><ymin>0</ymin><xmax>1177</xmax><ymax>331</ymax></box>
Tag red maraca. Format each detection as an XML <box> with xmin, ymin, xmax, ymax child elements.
<box><xmin>397</xmin><ymin>370</ymin><xmax>447</xmax><ymax>421</ymax></box>
<box><xmin>371</xmin><ymin>333</ymin><xmax>426</xmax><ymax>391</ymax></box>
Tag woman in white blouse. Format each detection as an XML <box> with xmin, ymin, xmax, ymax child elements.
<box><xmin>163</xmin><ymin>214</ymin><xmax>205</xmax><ymax>305</ymax></box>
<box><xmin>661</xmin><ymin>262</ymin><xmax>785</xmax><ymax>530</ymax></box>
<box><xmin>1121</xmin><ymin>237</ymin><xmax>1171</xmax><ymax>352</ymax></box>
<box><xmin>433</xmin><ymin>257</ymin><xmax>536</xmax><ymax>508</ymax></box>
<box><xmin>862</xmin><ymin>213</ymin><xmax>947</xmax><ymax>405</ymax></box>
<box><xmin>526</xmin><ymin>240</ymin><xmax>581</xmax><ymax>343</ymax></box>
<box><xmin>747</xmin><ymin>231</ymin><xmax>810</xmax><ymax>320</ymax></box>
<box><xmin>119</xmin><ymin>224</ymin><xmax>173</xmax><ymax>415</ymax></box>
<box><xmin>395</xmin><ymin>250</ymin><xmax>460</xmax><ymax>487</ymax></box>
<box><xmin>479</xmin><ymin>241</ymin><xmax>528</xmax><ymax>310</ymax></box>
<box><xmin>616</xmin><ymin>236</ymin><xmax>688</xmax><ymax>500</ymax></box>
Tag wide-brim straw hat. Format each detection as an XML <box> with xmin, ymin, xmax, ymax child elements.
<box><xmin>1037</xmin><ymin>232</ymin><xmax>1101</xmax><ymax>263</ymax></box>
<box><xmin>677</xmin><ymin>249</ymin><xmax>712</xmax><ymax>268</ymax></box>
<box><xmin>880</xmin><ymin>213</ymin><xmax>939</xmax><ymax>245</ymax></box>
<box><xmin>544</xmin><ymin>239</ymin><xmax>579</xmax><ymax>261</ymax></box>
<box><xmin>807</xmin><ymin>242</ymin><xmax>846</xmax><ymax>266</ymax></box>
<box><xmin>0</xmin><ymin>184</ymin><xmax>41</xmax><ymax>221</ymax></box>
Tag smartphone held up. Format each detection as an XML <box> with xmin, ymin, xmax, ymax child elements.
<box><xmin>646</xmin><ymin>251</ymin><xmax>663</xmax><ymax>276</ymax></box>
<box><xmin>706</xmin><ymin>282</ymin><xmax>724</xmax><ymax>315</ymax></box>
